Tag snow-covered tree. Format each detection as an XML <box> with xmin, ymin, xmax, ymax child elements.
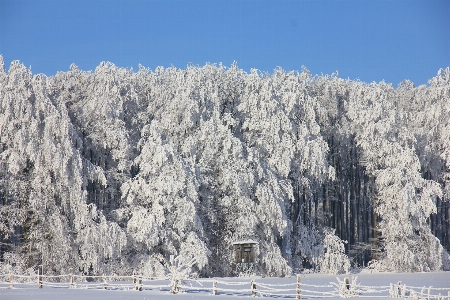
<box><xmin>118</xmin><ymin>121</ymin><xmax>208</xmax><ymax>277</ymax></box>
<box><xmin>347</xmin><ymin>81</ymin><xmax>448</xmax><ymax>271</ymax></box>
<box><xmin>0</xmin><ymin>59</ymin><xmax>126</xmax><ymax>275</ymax></box>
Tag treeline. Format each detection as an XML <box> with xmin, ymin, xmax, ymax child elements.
<box><xmin>0</xmin><ymin>56</ymin><xmax>449</xmax><ymax>277</ymax></box>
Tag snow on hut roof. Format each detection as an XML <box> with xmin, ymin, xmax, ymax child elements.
<box><xmin>232</xmin><ymin>240</ymin><xmax>258</xmax><ymax>245</ymax></box>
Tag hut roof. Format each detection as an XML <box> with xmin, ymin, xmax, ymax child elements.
<box><xmin>232</xmin><ymin>240</ymin><xmax>258</xmax><ymax>245</ymax></box>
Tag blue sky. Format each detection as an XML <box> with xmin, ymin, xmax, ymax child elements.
<box><xmin>1</xmin><ymin>0</ymin><xmax>449</xmax><ymax>85</ymax></box>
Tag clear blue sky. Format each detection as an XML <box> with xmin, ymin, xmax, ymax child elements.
<box><xmin>1</xmin><ymin>0</ymin><xmax>449</xmax><ymax>85</ymax></box>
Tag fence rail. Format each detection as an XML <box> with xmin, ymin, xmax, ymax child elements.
<box><xmin>1</xmin><ymin>272</ymin><xmax>450</xmax><ymax>299</ymax></box>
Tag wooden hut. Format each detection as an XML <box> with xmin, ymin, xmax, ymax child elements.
<box><xmin>232</xmin><ymin>240</ymin><xmax>258</xmax><ymax>263</ymax></box>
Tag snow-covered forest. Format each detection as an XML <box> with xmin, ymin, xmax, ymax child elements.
<box><xmin>1</xmin><ymin>55</ymin><xmax>449</xmax><ymax>277</ymax></box>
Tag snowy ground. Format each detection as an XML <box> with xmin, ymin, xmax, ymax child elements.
<box><xmin>1</xmin><ymin>271</ymin><xmax>449</xmax><ymax>299</ymax></box>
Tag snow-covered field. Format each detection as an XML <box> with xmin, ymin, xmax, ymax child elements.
<box><xmin>1</xmin><ymin>271</ymin><xmax>449</xmax><ymax>299</ymax></box>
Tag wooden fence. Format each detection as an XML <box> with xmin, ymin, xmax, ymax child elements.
<box><xmin>1</xmin><ymin>271</ymin><xmax>450</xmax><ymax>299</ymax></box>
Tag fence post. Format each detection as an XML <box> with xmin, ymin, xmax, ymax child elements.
<box><xmin>345</xmin><ymin>277</ymin><xmax>350</xmax><ymax>290</ymax></box>
<box><xmin>138</xmin><ymin>275</ymin><xmax>142</xmax><ymax>291</ymax></box>
<box><xmin>69</xmin><ymin>268</ymin><xmax>74</xmax><ymax>289</ymax></box>
<box><xmin>428</xmin><ymin>286</ymin><xmax>432</xmax><ymax>300</ymax></box>
<box><xmin>38</xmin><ymin>265</ymin><xmax>43</xmax><ymax>288</ymax></box>
<box><xmin>213</xmin><ymin>279</ymin><xmax>217</xmax><ymax>295</ymax></box>
<box><xmin>9</xmin><ymin>273</ymin><xmax>13</xmax><ymax>289</ymax></box>
<box><xmin>177</xmin><ymin>278</ymin><xmax>182</xmax><ymax>293</ymax></box>
<box><xmin>296</xmin><ymin>274</ymin><xmax>301</xmax><ymax>299</ymax></box>
<box><xmin>103</xmin><ymin>274</ymin><xmax>107</xmax><ymax>290</ymax></box>
<box><xmin>171</xmin><ymin>276</ymin><xmax>178</xmax><ymax>294</ymax></box>
<box><xmin>251</xmin><ymin>280</ymin><xmax>256</xmax><ymax>297</ymax></box>
<box><xmin>133</xmin><ymin>272</ymin><xmax>142</xmax><ymax>291</ymax></box>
